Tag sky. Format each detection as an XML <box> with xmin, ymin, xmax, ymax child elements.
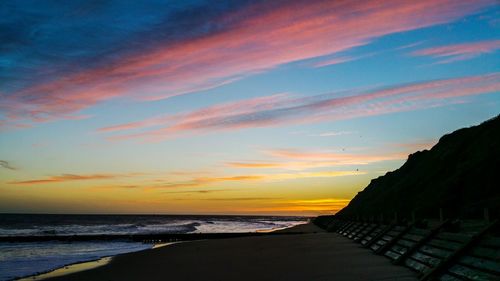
<box><xmin>0</xmin><ymin>0</ymin><xmax>499</xmax><ymax>216</ymax></box>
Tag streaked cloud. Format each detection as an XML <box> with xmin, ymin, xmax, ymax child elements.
<box><xmin>101</xmin><ymin>73</ymin><xmax>500</xmax><ymax>141</ymax></box>
<box><xmin>226</xmin><ymin>140</ymin><xmax>438</xmax><ymax>171</ymax></box>
<box><xmin>265</xmin><ymin>148</ymin><xmax>405</xmax><ymax>162</ymax></box>
<box><xmin>1</xmin><ymin>0</ymin><xmax>495</xmax><ymax>127</ymax></box>
<box><xmin>7</xmin><ymin>168</ymin><xmax>361</xmax><ymax>189</ymax></box>
<box><xmin>81</xmin><ymin>170</ymin><xmax>365</xmax><ymax>191</ymax></box>
<box><xmin>225</xmin><ymin>161</ymin><xmax>342</xmax><ymax>171</ymax></box>
<box><xmin>394</xmin><ymin>41</ymin><xmax>426</xmax><ymax>51</ymax></box>
<box><xmin>204</xmin><ymin>197</ymin><xmax>282</xmax><ymax>201</ymax></box>
<box><xmin>412</xmin><ymin>39</ymin><xmax>500</xmax><ymax>64</ymax></box>
<box><xmin>313</xmin><ymin>52</ymin><xmax>377</xmax><ymax>68</ymax></box>
<box><xmin>9</xmin><ymin>174</ymin><xmax>119</xmax><ymax>185</ymax></box>
<box><xmin>285</xmin><ymin>198</ymin><xmax>351</xmax><ymax>212</ymax></box>
<box><xmin>99</xmin><ymin>93</ymin><xmax>290</xmax><ymax>133</ymax></box>
<box><xmin>162</xmin><ymin>189</ymin><xmax>235</xmax><ymax>195</ymax></box>
<box><xmin>0</xmin><ymin>160</ymin><xmax>16</xmax><ymax>170</ymax></box>
<box><xmin>154</xmin><ymin>171</ymin><xmax>363</xmax><ymax>189</ymax></box>
<box><xmin>226</xmin><ymin>162</ymin><xmax>283</xmax><ymax>169</ymax></box>
<box><xmin>225</xmin><ymin>153</ymin><xmax>404</xmax><ymax>171</ymax></box>
<box><xmin>260</xmin><ymin>171</ymin><xmax>364</xmax><ymax>180</ymax></box>
<box><xmin>309</xmin><ymin>131</ymin><xmax>354</xmax><ymax>137</ymax></box>
<box><xmin>241</xmin><ymin>198</ymin><xmax>351</xmax><ymax>214</ymax></box>
<box><xmin>313</xmin><ymin>56</ymin><xmax>358</xmax><ymax>68</ymax></box>
<box><xmin>159</xmin><ymin>175</ymin><xmax>264</xmax><ymax>189</ymax></box>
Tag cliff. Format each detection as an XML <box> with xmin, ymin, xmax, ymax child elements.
<box><xmin>336</xmin><ymin>115</ymin><xmax>500</xmax><ymax>219</ymax></box>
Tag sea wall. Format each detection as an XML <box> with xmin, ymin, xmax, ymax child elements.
<box><xmin>313</xmin><ymin>216</ymin><xmax>500</xmax><ymax>281</ymax></box>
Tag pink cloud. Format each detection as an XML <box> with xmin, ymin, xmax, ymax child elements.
<box><xmin>98</xmin><ymin>93</ymin><xmax>290</xmax><ymax>133</ymax></box>
<box><xmin>1</xmin><ymin>0</ymin><xmax>495</xmax><ymax>127</ymax></box>
<box><xmin>313</xmin><ymin>52</ymin><xmax>378</xmax><ymax>68</ymax></box>
<box><xmin>313</xmin><ymin>56</ymin><xmax>358</xmax><ymax>68</ymax></box>
<box><xmin>226</xmin><ymin>140</ymin><xmax>436</xmax><ymax>171</ymax></box>
<box><xmin>100</xmin><ymin>72</ymin><xmax>500</xmax><ymax>141</ymax></box>
<box><xmin>256</xmin><ymin>148</ymin><xmax>408</xmax><ymax>170</ymax></box>
<box><xmin>412</xmin><ymin>39</ymin><xmax>500</xmax><ymax>63</ymax></box>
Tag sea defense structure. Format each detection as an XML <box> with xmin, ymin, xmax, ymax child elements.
<box><xmin>313</xmin><ymin>214</ymin><xmax>500</xmax><ymax>281</ymax></box>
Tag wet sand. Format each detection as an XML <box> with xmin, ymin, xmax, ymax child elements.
<box><xmin>45</xmin><ymin>223</ymin><xmax>417</xmax><ymax>281</ymax></box>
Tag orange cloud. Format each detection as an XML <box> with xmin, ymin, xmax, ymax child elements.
<box><xmin>3</xmin><ymin>0</ymin><xmax>494</xmax><ymax>126</ymax></box>
<box><xmin>226</xmin><ymin>159</ymin><xmax>396</xmax><ymax>171</ymax></box>
<box><xmin>10</xmin><ymin>174</ymin><xmax>118</xmax><ymax>185</ymax></box>
<box><xmin>162</xmin><ymin>189</ymin><xmax>236</xmax><ymax>195</ymax></box>
<box><xmin>412</xmin><ymin>39</ymin><xmax>500</xmax><ymax>63</ymax></box>
<box><xmin>265</xmin><ymin>149</ymin><xmax>406</xmax><ymax>163</ymax></box>
<box><xmin>155</xmin><ymin>175</ymin><xmax>265</xmax><ymax>189</ymax></box>
<box><xmin>152</xmin><ymin>171</ymin><xmax>363</xmax><ymax>189</ymax></box>
<box><xmin>8</xmin><ymin>168</ymin><xmax>361</xmax><ymax>189</ymax></box>
<box><xmin>226</xmin><ymin>162</ymin><xmax>283</xmax><ymax>169</ymax></box>
<box><xmin>203</xmin><ymin>197</ymin><xmax>282</xmax><ymax>201</ymax></box>
<box><xmin>284</xmin><ymin>198</ymin><xmax>351</xmax><ymax>211</ymax></box>
<box><xmin>226</xmin><ymin>141</ymin><xmax>436</xmax><ymax>171</ymax></box>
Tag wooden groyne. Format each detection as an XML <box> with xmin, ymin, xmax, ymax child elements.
<box><xmin>0</xmin><ymin>231</ymin><xmax>304</xmax><ymax>243</ymax></box>
<box><xmin>313</xmin><ymin>217</ymin><xmax>500</xmax><ymax>281</ymax></box>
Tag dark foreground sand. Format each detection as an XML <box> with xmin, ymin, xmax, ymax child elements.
<box><xmin>47</xmin><ymin>223</ymin><xmax>417</xmax><ymax>281</ymax></box>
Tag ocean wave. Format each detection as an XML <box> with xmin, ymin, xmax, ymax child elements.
<box><xmin>0</xmin><ymin>215</ymin><xmax>307</xmax><ymax>281</ymax></box>
<box><xmin>0</xmin><ymin>241</ymin><xmax>151</xmax><ymax>281</ymax></box>
<box><xmin>0</xmin><ymin>215</ymin><xmax>307</xmax><ymax>237</ymax></box>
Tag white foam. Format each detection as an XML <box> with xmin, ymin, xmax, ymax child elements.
<box><xmin>0</xmin><ymin>242</ymin><xmax>151</xmax><ymax>281</ymax></box>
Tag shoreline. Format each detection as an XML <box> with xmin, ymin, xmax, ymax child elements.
<box><xmin>2</xmin><ymin>224</ymin><xmax>309</xmax><ymax>243</ymax></box>
<box><xmin>15</xmin><ymin>242</ymin><xmax>181</xmax><ymax>281</ymax></box>
<box><xmin>12</xmin><ymin>222</ymin><xmax>308</xmax><ymax>281</ymax></box>
<box><xmin>42</xmin><ymin>222</ymin><xmax>417</xmax><ymax>281</ymax></box>
<box><xmin>17</xmin><ymin>257</ymin><xmax>113</xmax><ymax>281</ymax></box>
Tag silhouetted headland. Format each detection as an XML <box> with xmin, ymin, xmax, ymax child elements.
<box><xmin>337</xmin><ymin>114</ymin><xmax>500</xmax><ymax>220</ymax></box>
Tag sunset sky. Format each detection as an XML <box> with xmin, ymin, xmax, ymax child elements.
<box><xmin>1</xmin><ymin>0</ymin><xmax>499</xmax><ymax>216</ymax></box>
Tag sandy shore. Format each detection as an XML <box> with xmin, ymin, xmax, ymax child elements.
<box><xmin>45</xmin><ymin>223</ymin><xmax>417</xmax><ymax>281</ymax></box>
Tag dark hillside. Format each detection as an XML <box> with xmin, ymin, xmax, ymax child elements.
<box><xmin>337</xmin><ymin>115</ymin><xmax>500</xmax><ymax>220</ymax></box>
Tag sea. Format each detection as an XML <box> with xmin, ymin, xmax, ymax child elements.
<box><xmin>0</xmin><ymin>214</ymin><xmax>307</xmax><ymax>280</ymax></box>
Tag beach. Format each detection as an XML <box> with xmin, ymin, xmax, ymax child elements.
<box><xmin>44</xmin><ymin>223</ymin><xmax>418</xmax><ymax>281</ymax></box>
<box><xmin>0</xmin><ymin>214</ymin><xmax>306</xmax><ymax>280</ymax></box>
